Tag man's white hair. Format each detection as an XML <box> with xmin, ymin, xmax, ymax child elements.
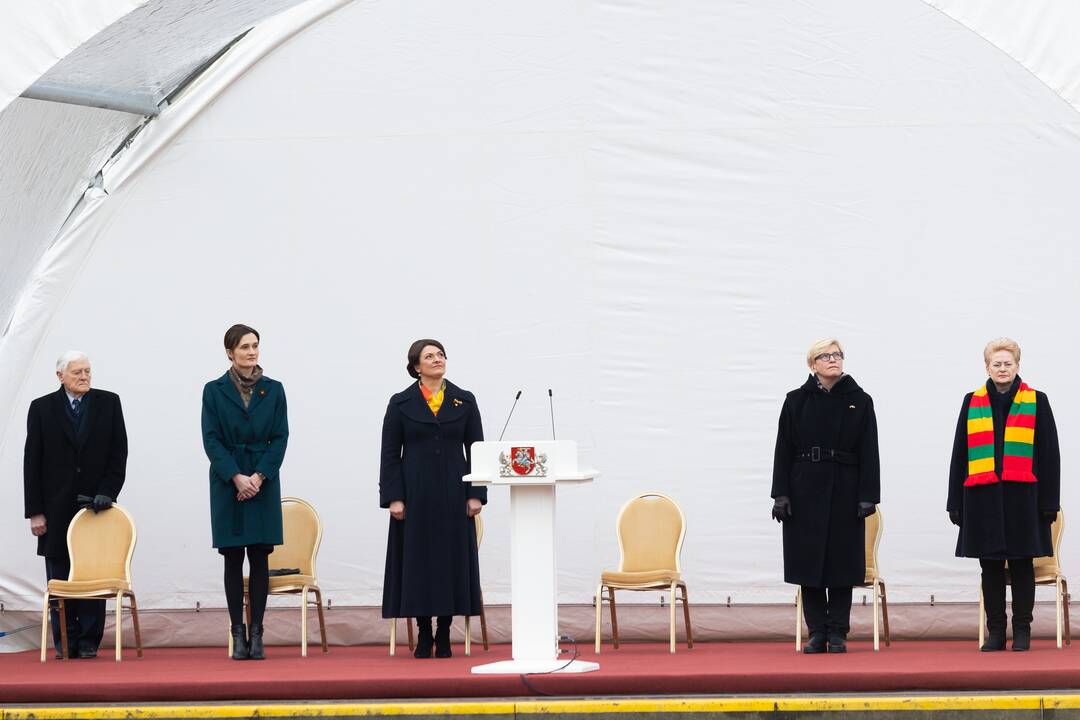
<box><xmin>56</xmin><ymin>351</ymin><xmax>90</xmax><ymax>373</ymax></box>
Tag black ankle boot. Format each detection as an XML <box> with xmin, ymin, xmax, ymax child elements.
<box><xmin>827</xmin><ymin>633</ymin><xmax>847</xmax><ymax>653</ymax></box>
<box><xmin>230</xmin><ymin>624</ymin><xmax>249</xmax><ymax>660</ymax></box>
<box><xmin>1012</xmin><ymin>624</ymin><xmax>1031</xmax><ymax>652</ymax></box>
<box><xmin>803</xmin><ymin>632</ymin><xmax>827</xmax><ymax>654</ymax></box>
<box><xmin>248</xmin><ymin>624</ymin><xmax>265</xmax><ymax>660</ymax></box>
<box><xmin>435</xmin><ymin>617</ymin><xmax>452</xmax><ymax>658</ymax></box>
<box><xmin>981</xmin><ymin>629</ymin><xmax>1006</xmax><ymax>652</ymax></box>
<box><xmin>414</xmin><ymin>618</ymin><xmax>434</xmax><ymax>659</ymax></box>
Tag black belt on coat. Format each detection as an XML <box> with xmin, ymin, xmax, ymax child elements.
<box><xmin>795</xmin><ymin>447</ymin><xmax>858</xmax><ymax>465</ymax></box>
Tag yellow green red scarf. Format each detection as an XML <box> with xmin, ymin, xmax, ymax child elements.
<box><xmin>965</xmin><ymin>382</ymin><xmax>1037</xmax><ymax>487</ymax></box>
<box><xmin>419</xmin><ymin>381</ymin><xmax>445</xmax><ymax>416</ymax></box>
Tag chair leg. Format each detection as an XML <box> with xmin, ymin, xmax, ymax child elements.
<box><xmin>58</xmin><ymin>600</ymin><xmax>69</xmax><ymax>660</ymax></box>
<box><xmin>115</xmin><ymin>591</ymin><xmax>123</xmax><ymax>662</ymax></box>
<box><xmin>795</xmin><ymin>588</ymin><xmax>802</xmax><ymax>652</ymax></box>
<box><xmin>978</xmin><ymin>587</ymin><xmax>985</xmax><ymax>648</ymax></box>
<box><xmin>1057</xmin><ymin>577</ymin><xmax>1063</xmax><ymax>650</ymax></box>
<box><xmin>879</xmin><ymin>580</ymin><xmax>891</xmax><ymax>647</ymax></box>
<box><xmin>40</xmin><ymin>593</ymin><xmax>50</xmax><ymax>664</ymax></box>
<box><xmin>608</xmin><ymin>586</ymin><xmax>620</xmax><ymax>650</ymax></box>
<box><xmin>314</xmin><ymin>589</ymin><xmax>328</xmax><ymax>653</ymax></box>
<box><xmin>407</xmin><ymin>617</ymin><xmax>415</xmax><ymax>652</ymax></box>
<box><xmin>129</xmin><ymin>593</ymin><xmax>143</xmax><ymax>658</ymax></box>
<box><xmin>301</xmin><ymin>587</ymin><xmax>310</xmax><ymax>657</ymax></box>
<box><xmin>669</xmin><ymin>582</ymin><xmax>677</xmax><ymax>654</ymax></box>
<box><xmin>594</xmin><ymin>583</ymin><xmax>603</xmax><ymax>654</ymax></box>
<box><xmin>465</xmin><ymin>616</ymin><xmax>471</xmax><ymax>657</ymax></box>
<box><xmin>872</xmin><ymin>580</ymin><xmax>880</xmax><ymax>652</ymax></box>
<box><xmin>680</xmin><ymin>584</ymin><xmax>693</xmax><ymax>649</ymax></box>
<box><xmin>479</xmin><ymin>589</ymin><xmax>490</xmax><ymax>651</ymax></box>
<box><xmin>1062</xmin><ymin>578</ymin><xmax>1071</xmax><ymax>646</ymax></box>
<box><xmin>389</xmin><ymin>617</ymin><xmax>397</xmax><ymax>657</ymax></box>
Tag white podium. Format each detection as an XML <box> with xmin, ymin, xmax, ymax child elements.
<box><xmin>464</xmin><ymin>440</ymin><xmax>600</xmax><ymax>674</ymax></box>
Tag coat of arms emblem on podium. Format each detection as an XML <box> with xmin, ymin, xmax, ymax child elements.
<box><xmin>499</xmin><ymin>446</ymin><xmax>548</xmax><ymax>477</ymax></box>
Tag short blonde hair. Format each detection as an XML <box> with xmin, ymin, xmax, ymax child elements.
<box><xmin>806</xmin><ymin>338</ymin><xmax>844</xmax><ymax>368</ymax></box>
<box><xmin>983</xmin><ymin>337</ymin><xmax>1020</xmax><ymax>365</ymax></box>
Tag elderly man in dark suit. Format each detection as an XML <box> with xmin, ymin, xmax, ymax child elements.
<box><xmin>23</xmin><ymin>351</ymin><xmax>128</xmax><ymax>659</ymax></box>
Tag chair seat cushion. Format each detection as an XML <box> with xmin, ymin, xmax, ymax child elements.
<box><xmin>602</xmin><ymin>569</ymin><xmax>681</xmax><ymax>587</ymax></box>
<box><xmin>48</xmin><ymin>578</ymin><xmax>130</xmax><ymax>595</ymax></box>
<box><xmin>243</xmin><ymin>575</ymin><xmax>317</xmax><ymax>592</ymax></box>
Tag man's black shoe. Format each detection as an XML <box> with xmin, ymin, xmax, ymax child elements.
<box><xmin>803</xmin><ymin>632</ymin><xmax>827</xmax><ymax>654</ymax></box>
<box><xmin>77</xmin><ymin>648</ymin><xmax>97</xmax><ymax>659</ymax></box>
<box><xmin>827</xmin><ymin>634</ymin><xmax>847</xmax><ymax>653</ymax></box>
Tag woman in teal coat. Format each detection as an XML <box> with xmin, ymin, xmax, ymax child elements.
<box><xmin>202</xmin><ymin>324</ymin><xmax>288</xmax><ymax>660</ymax></box>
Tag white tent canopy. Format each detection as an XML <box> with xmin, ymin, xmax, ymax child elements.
<box><xmin>2</xmin><ymin>0</ymin><xmax>1079</xmax><ymax>624</ymax></box>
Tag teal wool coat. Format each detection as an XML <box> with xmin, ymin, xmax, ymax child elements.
<box><xmin>201</xmin><ymin>372</ymin><xmax>288</xmax><ymax>549</ymax></box>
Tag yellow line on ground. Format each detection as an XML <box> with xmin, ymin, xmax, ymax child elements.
<box><xmin>0</xmin><ymin>694</ymin><xmax>1069</xmax><ymax>718</ymax></box>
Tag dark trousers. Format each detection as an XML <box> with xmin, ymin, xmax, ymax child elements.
<box><xmin>45</xmin><ymin>556</ymin><xmax>105</xmax><ymax>655</ymax></box>
<box><xmin>802</xmin><ymin>586</ymin><xmax>853</xmax><ymax>637</ymax></box>
<box><xmin>981</xmin><ymin>558</ymin><xmax>1035</xmax><ymax>632</ymax></box>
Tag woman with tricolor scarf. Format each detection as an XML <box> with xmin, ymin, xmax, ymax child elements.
<box><xmin>380</xmin><ymin>338</ymin><xmax>486</xmax><ymax>659</ymax></box>
<box><xmin>772</xmin><ymin>338</ymin><xmax>880</xmax><ymax>654</ymax></box>
<box><xmin>947</xmin><ymin>337</ymin><xmax>1060</xmax><ymax>652</ymax></box>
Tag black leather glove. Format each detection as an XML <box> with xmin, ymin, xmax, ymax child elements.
<box><xmin>771</xmin><ymin>496</ymin><xmax>792</xmax><ymax>523</ymax></box>
<box><xmin>1043</xmin><ymin>509</ymin><xmax>1059</xmax><ymax>522</ymax></box>
<box><xmin>90</xmin><ymin>494</ymin><xmax>113</xmax><ymax>513</ymax></box>
<box><xmin>857</xmin><ymin>502</ymin><xmax>876</xmax><ymax>519</ymax></box>
<box><xmin>949</xmin><ymin>509</ymin><xmax>961</xmax><ymax>527</ymax></box>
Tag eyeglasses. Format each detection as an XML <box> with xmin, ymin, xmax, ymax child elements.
<box><xmin>990</xmin><ymin>361</ymin><xmax>1015</xmax><ymax>370</ymax></box>
<box><xmin>814</xmin><ymin>352</ymin><xmax>844</xmax><ymax>362</ymax></box>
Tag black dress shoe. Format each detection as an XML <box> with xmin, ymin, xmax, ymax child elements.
<box><xmin>230</xmin><ymin>624</ymin><xmax>249</xmax><ymax>660</ymax></box>
<box><xmin>77</xmin><ymin>648</ymin><xmax>97</xmax><ymax>659</ymax></box>
<box><xmin>827</xmin><ymin>634</ymin><xmax>847</xmax><ymax>653</ymax></box>
<box><xmin>981</xmin><ymin>631</ymin><xmax>1006</xmax><ymax>652</ymax></box>
<box><xmin>248</xmin><ymin>624</ymin><xmax>266</xmax><ymax>660</ymax></box>
<box><xmin>1012</xmin><ymin>625</ymin><xmax>1031</xmax><ymax>652</ymax></box>
<box><xmin>803</xmin><ymin>633</ymin><xmax>827</xmax><ymax>654</ymax></box>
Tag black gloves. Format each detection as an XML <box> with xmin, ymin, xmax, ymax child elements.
<box><xmin>771</xmin><ymin>496</ymin><xmax>792</xmax><ymax>523</ymax></box>
<box><xmin>90</xmin><ymin>494</ymin><xmax>113</xmax><ymax>513</ymax></box>
<box><xmin>949</xmin><ymin>509</ymin><xmax>961</xmax><ymax>527</ymax></box>
<box><xmin>857</xmin><ymin>502</ymin><xmax>876</xmax><ymax>519</ymax></box>
<box><xmin>1043</xmin><ymin>509</ymin><xmax>1059</xmax><ymax>522</ymax></box>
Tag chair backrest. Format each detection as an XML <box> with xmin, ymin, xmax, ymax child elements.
<box><xmin>270</xmin><ymin>497</ymin><xmax>322</xmax><ymax>580</ymax></box>
<box><xmin>66</xmin><ymin>504</ymin><xmax>136</xmax><ymax>583</ymax></box>
<box><xmin>863</xmin><ymin>507</ymin><xmax>883</xmax><ymax>583</ymax></box>
<box><xmin>616</xmin><ymin>493</ymin><xmax>686</xmax><ymax>573</ymax></box>
<box><xmin>1033</xmin><ymin>509</ymin><xmax>1064</xmax><ymax>577</ymax></box>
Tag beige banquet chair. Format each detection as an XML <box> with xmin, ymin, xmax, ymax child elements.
<box><xmin>794</xmin><ymin>507</ymin><xmax>890</xmax><ymax>652</ymax></box>
<box><xmin>594</xmin><ymin>492</ymin><xmax>693</xmax><ymax>654</ymax></box>
<box><xmin>389</xmin><ymin>514</ymin><xmax>490</xmax><ymax>657</ymax></box>
<box><xmin>40</xmin><ymin>504</ymin><xmax>142</xmax><ymax>663</ymax></box>
<box><xmin>227</xmin><ymin>497</ymin><xmax>328</xmax><ymax>657</ymax></box>
<box><xmin>978</xmin><ymin>509</ymin><xmax>1069</xmax><ymax>649</ymax></box>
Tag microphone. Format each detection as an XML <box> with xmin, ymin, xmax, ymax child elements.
<box><xmin>498</xmin><ymin>390</ymin><xmax>522</xmax><ymax>441</ymax></box>
<box><xmin>548</xmin><ymin>388</ymin><xmax>556</xmax><ymax>440</ymax></box>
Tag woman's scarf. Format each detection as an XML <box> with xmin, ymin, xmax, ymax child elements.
<box><xmin>228</xmin><ymin>364</ymin><xmax>264</xmax><ymax>409</ymax></box>
<box><xmin>419</xmin><ymin>380</ymin><xmax>445</xmax><ymax>416</ymax></box>
<box><xmin>964</xmin><ymin>382</ymin><xmax>1037</xmax><ymax>487</ymax></box>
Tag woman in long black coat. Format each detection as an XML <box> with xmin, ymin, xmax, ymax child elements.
<box><xmin>946</xmin><ymin>338</ymin><xmax>1059</xmax><ymax>652</ymax></box>
<box><xmin>771</xmin><ymin>338</ymin><xmax>880</xmax><ymax>654</ymax></box>
<box><xmin>380</xmin><ymin>338</ymin><xmax>486</xmax><ymax>659</ymax></box>
<box><xmin>202</xmin><ymin>324</ymin><xmax>288</xmax><ymax>661</ymax></box>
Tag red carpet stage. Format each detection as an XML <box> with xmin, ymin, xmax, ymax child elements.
<box><xmin>1</xmin><ymin>640</ymin><xmax>1078</xmax><ymax>704</ymax></box>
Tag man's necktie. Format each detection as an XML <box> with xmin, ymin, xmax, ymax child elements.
<box><xmin>71</xmin><ymin>397</ymin><xmax>82</xmax><ymax>417</ymax></box>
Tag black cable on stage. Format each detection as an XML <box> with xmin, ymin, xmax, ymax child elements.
<box><xmin>518</xmin><ymin>634</ymin><xmax>580</xmax><ymax>695</ymax></box>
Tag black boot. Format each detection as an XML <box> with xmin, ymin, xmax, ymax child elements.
<box><xmin>434</xmin><ymin>616</ymin><xmax>452</xmax><ymax>658</ymax></box>
<box><xmin>414</xmin><ymin>617</ymin><xmax>433</xmax><ymax>659</ymax></box>
<box><xmin>248</xmin><ymin>624</ymin><xmax>265</xmax><ymax>660</ymax></box>
<box><xmin>803</xmin><ymin>632</ymin><xmax>827</xmax><ymax>654</ymax></box>
<box><xmin>1010</xmin><ymin>559</ymin><xmax>1035</xmax><ymax>652</ymax></box>
<box><xmin>980</xmin><ymin>560</ymin><xmax>1008</xmax><ymax>652</ymax></box>
<box><xmin>230</xmin><ymin>624</ymin><xmax>249</xmax><ymax>660</ymax></box>
<box><xmin>1012</xmin><ymin>623</ymin><xmax>1031</xmax><ymax>652</ymax></box>
<box><xmin>827</xmin><ymin>633</ymin><xmax>847</xmax><ymax>654</ymax></box>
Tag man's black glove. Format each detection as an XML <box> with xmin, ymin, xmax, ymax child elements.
<box><xmin>857</xmin><ymin>502</ymin><xmax>876</xmax><ymax>519</ymax></box>
<box><xmin>1043</xmin><ymin>509</ymin><xmax>1059</xmax><ymax>522</ymax></box>
<box><xmin>90</xmin><ymin>494</ymin><xmax>113</xmax><ymax>513</ymax></box>
<box><xmin>771</xmin><ymin>496</ymin><xmax>792</xmax><ymax>523</ymax></box>
<box><xmin>949</xmin><ymin>509</ymin><xmax>961</xmax><ymax>527</ymax></box>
